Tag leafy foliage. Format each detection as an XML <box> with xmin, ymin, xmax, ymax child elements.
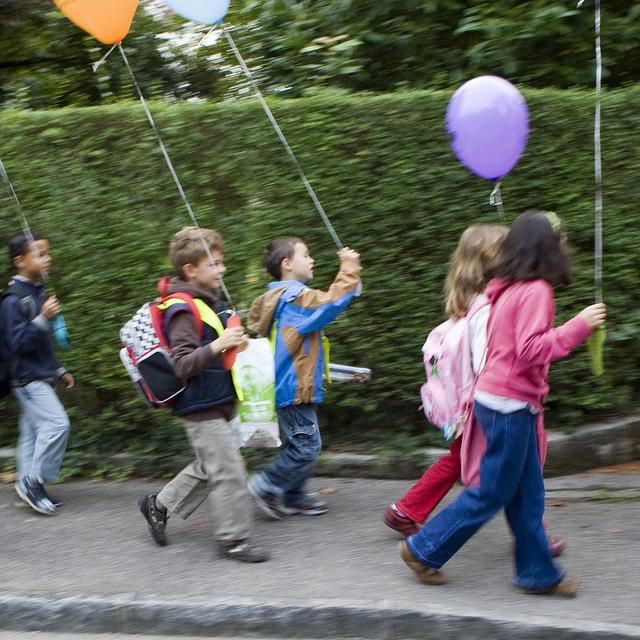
<box><xmin>0</xmin><ymin>88</ymin><xmax>638</xmax><ymax>470</ymax></box>
<box><xmin>3</xmin><ymin>1</ymin><xmax>640</xmax><ymax>109</ymax></box>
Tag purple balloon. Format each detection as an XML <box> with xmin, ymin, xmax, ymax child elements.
<box><xmin>446</xmin><ymin>76</ymin><xmax>529</xmax><ymax>180</ymax></box>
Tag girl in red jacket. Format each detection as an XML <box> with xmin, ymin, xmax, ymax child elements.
<box><xmin>399</xmin><ymin>210</ymin><xmax>606</xmax><ymax>597</ymax></box>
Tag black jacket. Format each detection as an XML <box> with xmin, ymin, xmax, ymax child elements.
<box><xmin>0</xmin><ymin>277</ymin><xmax>65</xmax><ymax>385</ymax></box>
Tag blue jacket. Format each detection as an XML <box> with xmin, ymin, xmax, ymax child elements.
<box><xmin>248</xmin><ymin>262</ymin><xmax>361</xmax><ymax>407</ymax></box>
<box><xmin>0</xmin><ymin>277</ymin><xmax>65</xmax><ymax>385</ymax></box>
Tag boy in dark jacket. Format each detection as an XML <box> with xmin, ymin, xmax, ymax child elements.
<box><xmin>138</xmin><ymin>227</ymin><xmax>268</xmax><ymax>563</ymax></box>
<box><xmin>1</xmin><ymin>232</ymin><xmax>74</xmax><ymax>515</ymax></box>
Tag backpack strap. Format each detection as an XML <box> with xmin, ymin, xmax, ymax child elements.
<box><xmin>158</xmin><ymin>292</ymin><xmax>204</xmax><ymax>337</ymax></box>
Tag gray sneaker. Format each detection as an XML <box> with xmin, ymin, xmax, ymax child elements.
<box><xmin>281</xmin><ymin>497</ymin><xmax>328</xmax><ymax>516</ymax></box>
<box><xmin>219</xmin><ymin>539</ymin><xmax>270</xmax><ymax>563</ymax></box>
<box><xmin>15</xmin><ymin>478</ymin><xmax>56</xmax><ymax>515</ymax></box>
<box><xmin>247</xmin><ymin>475</ymin><xmax>285</xmax><ymax>520</ymax></box>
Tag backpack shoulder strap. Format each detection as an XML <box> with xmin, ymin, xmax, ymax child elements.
<box><xmin>159</xmin><ymin>292</ymin><xmax>204</xmax><ymax>337</ymax></box>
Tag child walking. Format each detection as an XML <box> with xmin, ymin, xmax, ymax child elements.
<box><xmin>1</xmin><ymin>232</ymin><xmax>74</xmax><ymax>515</ymax></box>
<box><xmin>399</xmin><ymin>210</ymin><xmax>606</xmax><ymax>596</ymax></box>
<box><xmin>247</xmin><ymin>237</ymin><xmax>361</xmax><ymax>518</ymax></box>
<box><xmin>385</xmin><ymin>224</ymin><xmax>507</xmax><ymax>535</ymax></box>
<box><xmin>138</xmin><ymin>227</ymin><xmax>268</xmax><ymax>563</ymax></box>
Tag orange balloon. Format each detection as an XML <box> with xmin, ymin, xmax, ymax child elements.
<box><xmin>53</xmin><ymin>0</ymin><xmax>139</xmax><ymax>45</ymax></box>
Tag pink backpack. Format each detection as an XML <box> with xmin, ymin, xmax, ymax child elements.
<box><xmin>420</xmin><ymin>295</ymin><xmax>488</xmax><ymax>440</ymax></box>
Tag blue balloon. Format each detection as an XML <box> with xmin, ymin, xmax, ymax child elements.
<box><xmin>165</xmin><ymin>0</ymin><xmax>230</xmax><ymax>24</ymax></box>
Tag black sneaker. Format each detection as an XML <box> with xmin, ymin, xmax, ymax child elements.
<box><xmin>247</xmin><ymin>476</ymin><xmax>284</xmax><ymax>520</ymax></box>
<box><xmin>219</xmin><ymin>539</ymin><xmax>270</xmax><ymax>563</ymax></box>
<box><xmin>15</xmin><ymin>478</ymin><xmax>56</xmax><ymax>515</ymax></box>
<box><xmin>42</xmin><ymin>486</ymin><xmax>63</xmax><ymax>507</ymax></box>
<box><xmin>138</xmin><ymin>494</ymin><xmax>168</xmax><ymax>546</ymax></box>
<box><xmin>281</xmin><ymin>497</ymin><xmax>328</xmax><ymax>516</ymax></box>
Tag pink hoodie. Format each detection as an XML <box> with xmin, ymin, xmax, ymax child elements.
<box><xmin>476</xmin><ymin>278</ymin><xmax>593</xmax><ymax>411</ymax></box>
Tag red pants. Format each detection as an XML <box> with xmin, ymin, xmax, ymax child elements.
<box><xmin>396</xmin><ymin>437</ymin><xmax>462</xmax><ymax>524</ymax></box>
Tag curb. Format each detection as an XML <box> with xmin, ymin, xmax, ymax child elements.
<box><xmin>0</xmin><ymin>594</ymin><xmax>639</xmax><ymax>640</ymax></box>
<box><xmin>314</xmin><ymin>415</ymin><xmax>640</xmax><ymax>480</ymax></box>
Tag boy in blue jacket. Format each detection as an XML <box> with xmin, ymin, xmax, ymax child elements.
<box><xmin>1</xmin><ymin>232</ymin><xmax>74</xmax><ymax>515</ymax></box>
<box><xmin>247</xmin><ymin>237</ymin><xmax>361</xmax><ymax>518</ymax></box>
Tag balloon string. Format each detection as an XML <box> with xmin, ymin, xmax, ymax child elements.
<box><xmin>219</xmin><ymin>26</ymin><xmax>344</xmax><ymax>250</ymax></box>
<box><xmin>0</xmin><ymin>156</ymin><xmax>54</xmax><ymax>292</ymax></box>
<box><xmin>92</xmin><ymin>43</ymin><xmax>118</xmax><ymax>73</ymax></box>
<box><xmin>578</xmin><ymin>0</ymin><xmax>603</xmax><ymax>304</ymax></box>
<box><xmin>593</xmin><ymin>0</ymin><xmax>603</xmax><ymax>305</ymax></box>
<box><xmin>489</xmin><ymin>180</ymin><xmax>504</xmax><ymax>216</ymax></box>
<box><xmin>95</xmin><ymin>44</ymin><xmax>234</xmax><ymax>308</ymax></box>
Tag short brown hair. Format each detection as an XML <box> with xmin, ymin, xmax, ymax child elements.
<box><xmin>169</xmin><ymin>226</ymin><xmax>224</xmax><ymax>278</ymax></box>
<box><xmin>263</xmin><ymin>236</ymin><xmax>303</xmax><ymax>280</ymax></box>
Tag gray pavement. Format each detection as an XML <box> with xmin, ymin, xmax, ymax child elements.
<box><xmin>1</xmin><ymin>473</ymin><xmax>640</xmax><ymax>638</ymax></box>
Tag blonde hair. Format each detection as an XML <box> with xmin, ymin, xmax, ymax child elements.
<box><xmin>444</xmin><ymin>224</ymin><xmax>508</xmax><ymax>319</ymax></box>
<box><xmin>169</xmin><ymin>226</ymin><xmax>224</xmax><ymax>278</ymax></box>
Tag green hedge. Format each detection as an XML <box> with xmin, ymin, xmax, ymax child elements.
<box><xmin>0</xmin><ymin>88</ymin><xmax>638</xmax><ymax>473</ymax></box>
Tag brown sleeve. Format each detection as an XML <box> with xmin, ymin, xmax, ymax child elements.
<box><xmin>167</xmin><ymin>311</ymin><xmax>219</xmax><ymax>380</ymax></box>
<box><xmin>295</xmin><ymin>260</ymin><xmax>362</xmax><ymax>308</ymax></box>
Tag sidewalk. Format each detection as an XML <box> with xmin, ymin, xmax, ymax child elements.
<box><xmin>1</xmin><ymin>471</ymin><xmax>639</xmax><ymax>639</ymax></box>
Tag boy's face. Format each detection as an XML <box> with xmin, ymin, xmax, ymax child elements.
<box><xmin>283</xmin><ymin>242</ymin><xmax>314</xmax><ymax>283</ymax></box>
<box><xmin>14</xmin><ymin>239</ymin><xmax>51</xmax><ymax>280</ymax></box>
<box><xmin>183</xmin><ymin>249</ymin><xmax>226</xmax><ymax>293</ymax></box>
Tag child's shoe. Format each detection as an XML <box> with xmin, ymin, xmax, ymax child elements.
<box><xmin>520</xmin><ymin>576</ymin><xmax>580</xmax><ymax>598</ymax></box>
<box><xmin>247</xmin><ymin>475</ymin><xmax>285</xmax><ymax>520</ymax></box>
<box><xmin>547</xmin><ymin>535</ymin><xmax>568</xmax><ymax>558</ymax></box>
<box><xmin>42</xmin><ymin>485</ymin><xmax>63</xmax><ymax>508</ymax></box>
<box><xmin>281</xmin><ymin>497</ymin><xmax>328</xmax><ymax>516</ymax></box>
<box><xmin>384</xmin><ymin>504</ymin><xmax>419</xmax><ymax>536</ymax></box>
<box><xmin>399</xmin><ymin>541</ymin><xmax>447</xmax><ymax>585</ymax></box>
<box><xmin>219</xmin><ymin>539</ymin><xmax>270</xmax><ymax>563</ymax></box>
<box><xmin>138</xmin><ymin>494</ymin><xmax>168</xmax><ymax>546</ymax></box>
<box><xmin>15</xmin><ymin>478</ymin><xmax>56</xmax><ymax>515</ymax></box>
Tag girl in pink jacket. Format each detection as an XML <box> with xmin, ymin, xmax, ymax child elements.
<box><xmin>399</xmin><ymin>210</ymin><xmax>606</xmax><ymax>597</ymax></box>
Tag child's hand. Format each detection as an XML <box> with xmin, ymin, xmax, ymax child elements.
<box><xmin>237</xmin><ymin>334</ymin><xmax>250</xmax><ymax>353</ymax></box>
<box><xmin>42</xmin><ymin>296</ymin><xmax>60</xmax><ymax>319</ymax></box>
<box><xmin>338</xmin><ymin>246</ymin><xmax>360</xmax><ymax>267</ymax></box>
<box><xmin>578</xmin><ymin>303</ymin><xmax>607</xmax><ymax>328</ymax></box>
<box><xmin>60</xmin><ymin>372</ymin><xmax>75</xmax><ymax>390</ymax></box>
<box><xmin>210</xmin><ymin>326</ymin><xmax>245</xmax><ymax>355</ymax></box>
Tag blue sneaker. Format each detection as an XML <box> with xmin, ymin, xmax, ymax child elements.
<box><xmin>15</xmin><ymin>478</ymin><xmax>56</xmax><ymax>515</ymax></box>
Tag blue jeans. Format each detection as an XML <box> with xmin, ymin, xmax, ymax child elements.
<box><xmin>13</xmin><ymin>380</ymin><xmax>70</xmax><ymax>484</ymax></box>
<box><xmin>407</xmin><ymin>401</ymin><xmax>563</xmax><ymax>590</ymax></box>
<box><xmin>257</xmin><ymin>403</ymin><xmax>322</xmax><ymax>507</ymax></box>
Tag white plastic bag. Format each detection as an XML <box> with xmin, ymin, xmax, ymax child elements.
<box><xmin>234</xmin><ymin>338</ymin><xmax>281</xmax><ymax>448</ymax></box>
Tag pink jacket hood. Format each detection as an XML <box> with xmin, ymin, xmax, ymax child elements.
<box><xmin>476</xmin><ymin>278</ymin><xmax>592</xmax><ymax>410</ymax></box>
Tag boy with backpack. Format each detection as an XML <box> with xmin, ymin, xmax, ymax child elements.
<box><xmin>246</xmin><ymin>237</ymin><xmax>361</xmax><ymax>518</ymax></box>
<box><xmin>1</xmin><ymin>232</ymin><xmax>74</xmax><ymax>516</ymax></box>
<box><xmin>137</xmin><ymin>226</ymin><xmax>269</xmax><ymax>563</ymax></box>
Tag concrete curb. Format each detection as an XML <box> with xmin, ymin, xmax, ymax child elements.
<box><xmin>1</xmin><ymin>594</ymin><xmax>639</xmax><ymax>640</ymax></box>
<box><xmin>1</xmin><ymin>414</ymin><xmax>638</xmax><ymax>481</ymax></box>
<box><xmin>314</xmin><ymin>414</ymin><xmax>640</xmax><ymax>480</ymax></box>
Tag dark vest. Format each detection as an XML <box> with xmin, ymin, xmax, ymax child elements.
<box><xmin>163</xmin><ymin>302</ymin><xmax>236</xmax><ymax>417</ymax></box>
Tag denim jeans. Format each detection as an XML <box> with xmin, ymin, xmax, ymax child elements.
<box><xmin>407</xmin><ymin>401</ymin><xmax>563</xmax><ymax>591</ymax></box>
<box><xmin>257</xmin><ymin>403</ymin><xmax>322</xmax><ymax>507</ymax></box>
<box><xmin>13</xmin><ymin>380</ymin><xmax>70</xmax><ymax>484</ymax></box>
